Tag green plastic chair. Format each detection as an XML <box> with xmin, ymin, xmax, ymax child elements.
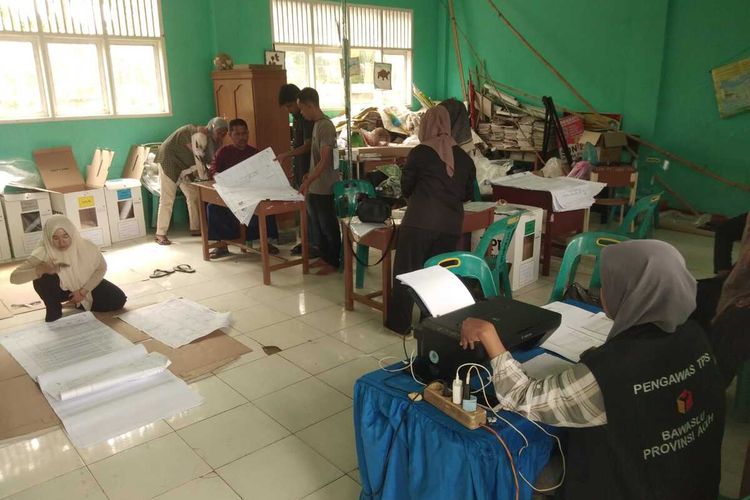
<box><xmin>549</xmin><ymin>232</ymin><xmax>630</xmax><ymax>302</ymax></box>
<box><xmin>474</xmin><ymin>213</ymin><xmax>521</xmax><ymax>298</ymax></box>
<box><xmin>333</xmin><ymin>180</ymin><xmax>375</xmax><ymax>288</ymax></box>
<box><xmin>615</xmin><ymin>192</ymin><xmax>662</xmax><ymax>239</ymax></box>
<box><xmin>425</xmin><ymin>252</ymin><xmax>499</xmax><ymax>299</ymax></box>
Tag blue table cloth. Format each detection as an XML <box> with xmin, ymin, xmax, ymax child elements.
<box><xmin>353</xmin><ymin>362</ymin><xmax>556</xmax><ymax>500</ymax></box>
<box><xmin>353</xmin><ymin>301</ymin><xmax>598</xmax><ymax>500</ymax></box>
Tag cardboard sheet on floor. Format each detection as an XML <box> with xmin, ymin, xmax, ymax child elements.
<box><xmin>141</xmin><ymin>332</ymin><xmax>251</xmax><ymax>383</ymax></box>
<box><xmin>0</xmin><ymin>283</ymin><xmax>44</xmax><ymax>315</ymax></box>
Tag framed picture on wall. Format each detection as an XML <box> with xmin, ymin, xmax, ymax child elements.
<box><xmin>265</xmin><ymin>50</ymin><xmax>285</xmax><ymax>69</ymax></box>
<box><xmin>374</xmin><ymin>62</ymin><xmax>392</xmax><ymax>90</ymax></box>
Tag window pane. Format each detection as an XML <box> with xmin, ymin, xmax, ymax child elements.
<box><xmin>284</xmin><ymin>48</ymin><xmax>310</xmax><ymax>88</ymax></box>
<box><xmin>383</xmin><ymin>53</ymin><xmax>407</xmax><ymax>106</ymax></box>
<box><xmin>314</xmin><ymin>51</ymin><xmax>344</xmax><ymax>108</ymax></box>
<box><xmin>47</xmin><ymin>42</ymin><xmax>107</xmax><ymax>116</ymax></box>
<box><xmin>0</xmin><ymin>40</ymin><xmax>46</xmax><ymax>119</ymax></box>
<box><xmin>110</xmin><ymin>44</ymin><xmax>164</xmax><ymax>114</ymax></box>
<box><xmin>350</xmin><ymin>48</ymin><xmax>380</xmax><ymax>108</ymax></box>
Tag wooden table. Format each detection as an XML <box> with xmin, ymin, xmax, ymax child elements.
<box><xmin>492</xmin><ymin>185</ymin><xmax>586</xmax><ymax>276</ymax></box>
<box><xmin>193</xmin><ymin>181</ymin><xmax>309</xmax><ymax>285</ymax></box>
<box><xmin>343</xmin><ymin>207</ymin><xmax>495</xmax><ymax>324</ymax></box>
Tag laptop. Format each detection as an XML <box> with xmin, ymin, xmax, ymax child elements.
<box><xmin>413</xmin><ymin>296</ymin><xmax>562</xmax><ymax>383</ymax></box>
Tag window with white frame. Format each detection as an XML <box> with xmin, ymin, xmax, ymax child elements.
<box><xmin>0</xmin><ymin>0</ymin><xmax>169</xmax><ymax>122</ymax></box>
<box><xmin>271</xmin><ymin>0</ymin><xmax>412</xmax><ymax>110</ymax></box>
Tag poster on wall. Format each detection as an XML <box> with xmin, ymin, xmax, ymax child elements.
<box><xmin>711</xmin><ymin>57</ymin><xmax>750</xmax><ymax>118</ymax></box>
<box><xmin>265</xmin><ymin>50</ymin><xmax>285</xmax><ymax>69</ymax></box>
<box><xmin>374</xmin><ymin>62</ymin><xmax>392</xmax><ymax>90</ymax></box>
<box><xmin>340</xmin><ymin>57</ymin><xmax>363</xmax><ymax>84</ymax></box>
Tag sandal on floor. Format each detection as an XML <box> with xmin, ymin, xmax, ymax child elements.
<box><xmin>173</xmin><ymin>264</ymin><xmax>195</xmax><ymax>273</ymax></box>
<box><xmin>149</xmin><ymin>268</ymin><xmax>175</xmax><ymax>279</ymax></box>
<box><xmin>267</xmin><ymin>243</ymin><xmax>280</xmax><ymax>255</ymax></box>
<box><xmin>154</xmin><ymin>236</ymin><xmax>171</xmax><ymax>245</ymax></box>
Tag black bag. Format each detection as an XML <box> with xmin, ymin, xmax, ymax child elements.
<box><xmin>356</xmin><ymin>196</ymin><xmax>390</xmax><ymax>223</ymax></box>
<box><xmin>563</xmin><ymin>282</ymin><xmax>601</xmax><ymax>308</ymax></box>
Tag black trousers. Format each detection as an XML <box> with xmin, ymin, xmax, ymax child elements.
<box><xmin>33</xmin><ymin>273</ymin><xmax>127</xmax><ymax>322</ymax></box>
<box><xmin>386</xmin><ymin>226</ymin><xmax>459</xmax><ymax>334</ymax></box>
<box><xmin>714</xmin><ymin>212</ymin><xmax>747</xmax><ymax>273</ymax></box>
<box><xmin>712</xmin><ymin>305</ymin><xmax>750</xmax><ymax>387</ymax></box>
<box><xmin>307</xmin><ymin>193</ymin><xmax>340</xmax><ymax>267</ymax></box>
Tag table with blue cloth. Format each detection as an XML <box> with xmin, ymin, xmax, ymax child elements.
<box><xmin>354</xmin><ymin>301</ymin><xmax>599</xmax><ymax>500</ymax></box>
<box><xmin>353</xmin><ymin>348</ymin><xmax>556</xmax><ymax>500</ymax></box>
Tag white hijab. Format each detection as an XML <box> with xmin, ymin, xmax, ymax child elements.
<box><xmin>31</xmin><ymin>215</ymin><xmax>103</xmax><ymax>310</ymax></box>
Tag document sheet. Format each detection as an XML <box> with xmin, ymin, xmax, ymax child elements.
<box><xmin>0</xmin><ymin>312</ymin><xmax>203</xmax><ymax>448</ymax></box>
<box><xmin>491</xmin><ymin>172</ymin><xmax>606</xmax><ymax>212</ymax></box>
<box><xmin>118</xmin><ymin>298</ymin><xmax>232</xmax><ymax>349</ymax></box>
<box><xmin>539</xmin><ymin>302</ymin><xmax>612</xmax><ymax>361</ymax></box>
<box><xmin>213</xmin><ymin>147</ymin><xmax>304</xmax><ymax>225</ymax></box>
<box><xmin>396</xmin><ymin>266</ymin><xmax>475</xmax><ymax>317</ymax></box>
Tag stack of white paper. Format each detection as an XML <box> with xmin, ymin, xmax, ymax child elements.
<box><xmin>0</xmin><ymin>312</ymin><xmax>203</xmax><ymax>448</ymax></box>
<box><xmin>118</xmin><ymin>298</ymin><xmax>231</xmax><ymax>349</ymax></box>
<box><xmin>396</xmin><ymin>266</ymin><xmax>475</xmax><ymax>317</ymax></box>
<box><xmin>214</xmin><ymin>147</ymin><xmax>304</xmax><ymax>225</ymax></box>
<box><xmin>491</xmin><ymin>172</ymin><xmax>606</xmax><ymax>212</ymax></box>
<box><xmin>539</xmin><ymin>302</ymin><xmax>613</xmax><ymax>361</ymax></box>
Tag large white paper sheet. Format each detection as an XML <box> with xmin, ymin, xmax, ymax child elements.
<box><xmin>213</xmin><ymin>147</ymin><xmax>304</xmax><ymax>225</ymax></box>
<box><xmin>539</xmin><ymin>302</ymin><xmax>612</xmax><ymax>361</ymax></box>
<box><xmin>396</xmin><ymin>266</ymin><xmax>475</xmax><ymax>317</ymax></box>
<box><xmin>521</xmin><ymin>353</ymin><xmax>574</xmax><ymax>379</ymax></box>
<box><xmin>0</xmin><ymin>312</ymin><xmax>133</xmax><ymax>380</ymax></box>
<box><xmin>118</xmin><ymin>298</ymin><xmax>232</xmax><ymax>349</ymax></box>
<box><xmin>491</xmin><ymin>172</ymin><xmax>605</xmax><ymax>212</ymax></box>
<box><xmin>38</xmin><ymin>344</ymin><xmax>170</xmax><ymax>401</ymax></box>
<box><xmin>0</xmin><ymin>312</ymin><xmax>202</xmax><ymax>448</ymax></box>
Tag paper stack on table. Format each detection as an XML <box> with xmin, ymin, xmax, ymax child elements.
<box><xmin>118</xmin><ymin>298</ymin><xmax>231</xmax><ymax>349</ymax></box>
<box><xmin>539</xmin><ymin>302</ymin><xmax>613</xmax><ymax>362</ymax></box>
<box><xmin>491</xmin><ymin>172</ymin><xmax>606</xmax><ymax>212</ymax></box>
<box><xmin>0</xmin><ymin>312</ymin><xmax>202</xmax><ymax>448</ymax></box>
<box><xmin>213</xmin><ymin>147</ymin><xmax>304</xmax><ymax>225</ymax></box>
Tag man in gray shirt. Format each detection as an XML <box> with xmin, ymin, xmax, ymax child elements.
<box><xmin>297</xmin><ymin>87</ymin><xmax>341</xmax><ymax>275</ymax></box>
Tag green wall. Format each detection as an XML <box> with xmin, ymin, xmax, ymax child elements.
<box><xmin>0</xmin><ymin>0</ymin><xmax>216</xmax><ymax>179</ymax></box>
<box><xmin>451</xmin><ymin>0</ymin><xmax>749</xmax><ymax>216</ymax></box>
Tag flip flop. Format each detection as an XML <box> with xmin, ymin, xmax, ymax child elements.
<box><xmin>209</xmin><ymin>247</ymin><xmax>230</xmax><ymax>260</ymax></box>
<box><xmin>154</xmin><ymin>236</ymin><xmax>171</xmax><ymax>245</ymax></box>
<box><xmin>149</xmin><ymin>269</ymin><xmax>175</xmax><ymax>279</ymax></box>
<box><xmin>173</xmin><ymin>264</ymin><xmax>195</xmax><ymax>273</ymax></box>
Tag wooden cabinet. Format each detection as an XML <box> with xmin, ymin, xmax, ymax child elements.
<box><xmin>211</xmin><ymin>66</ymin><xmax>291</xmax><ymax>174</ymax></box>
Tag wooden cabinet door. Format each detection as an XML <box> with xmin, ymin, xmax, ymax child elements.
<box><xmin>213</xmin><ymin>80</ymin><xmax>236</xmax><ymax>121</ymax></box>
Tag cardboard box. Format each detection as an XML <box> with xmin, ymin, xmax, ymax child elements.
<box><xmin>471</xmin><ymin>203</ymin><xmax>543</xmax><ymax>291</ymax></box>
<box><xmin>104</xmin><ymin>178</ymin><xmax>146</xmax><ymax>243</ymax></box>
<box><xmin>577</xmin><ymin>131</ymin><xmax>627</xmax><ymax>164</ymax></box>
<box><xmin>33</xmin><ymin>146</ymin><xmax>112</xmax><ymax>247</ymax></box>
<box><xmin>0</xmin><ymin>190</ymin><xmax>53</xmax><ymax>258</ymax></box>
<box><xmin>0</xmin><ymin>205</ymin><xmax>12</xmax><ymax>262</ymax></box>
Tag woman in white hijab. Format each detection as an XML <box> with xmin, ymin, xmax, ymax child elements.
<box><xmin>460</xmin><ymin>240</ymin><xmax>725</xmax><ymax>500</ymax></box>
<box><xmin>10</xmin><ymin>215</ymin><xmax>127</xmax><ymax>322</ymax></box>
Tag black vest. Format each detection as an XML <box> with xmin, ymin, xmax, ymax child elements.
<box><xmin>563</xmin><ymin>321</ymin><xmax>725</xmax><ymax>500</ymax></box>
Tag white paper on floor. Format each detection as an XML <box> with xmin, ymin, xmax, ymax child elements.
<box><xmin>0</xmin><ymin>312</ymin><xmax>203</xmax><ymax>448</ymax></box>
<box><xmin>118</xmin><ymin>298</ymin><xmax>232</xmax><ymax>348</ymax></box>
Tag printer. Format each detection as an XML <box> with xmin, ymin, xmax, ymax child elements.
<box><xmin>413</xmin><ymin>296</ymin><xmax>562</xmax><ymax>383</ymax></box>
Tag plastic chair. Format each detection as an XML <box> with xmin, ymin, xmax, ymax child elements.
<box><xmin>333</xmin><ymin>180</ymin><xmax>376</xmax><ymax>288</ymax></box>
<box><xmin>473</xmin><ymin>213</ymin><xmax>521</xmax><ymax>298</ymax></box>
<box><xmin>425</xmin><ymin>252</ymin><xmax>499</xmax><ymax>298</ymax></box>
<box><xmin>615</xmin><ymin>192</ymin><xmax>662</xmax><ymax>239</ymax></box>
<box><xmin>549</xmin><ymin>232</ymin><xmax>630</xmax><ymax>302</ymax></box>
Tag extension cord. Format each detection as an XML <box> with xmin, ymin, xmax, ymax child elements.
<box><xmin>423</xmin><ymin>382</ymin><xmax>487</xmax><ymax>430</ymax></box>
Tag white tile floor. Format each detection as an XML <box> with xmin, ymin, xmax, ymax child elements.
<box><xmin>0</xmin><ymin>225</ymin><xmax>745</xmax><ymax>499</ymax></box>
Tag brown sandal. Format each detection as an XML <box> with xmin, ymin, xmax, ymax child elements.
<box><xmin>154</xmin><ymin>235</ymin><xmax>171</xmax><ymax>245</ymax></box>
